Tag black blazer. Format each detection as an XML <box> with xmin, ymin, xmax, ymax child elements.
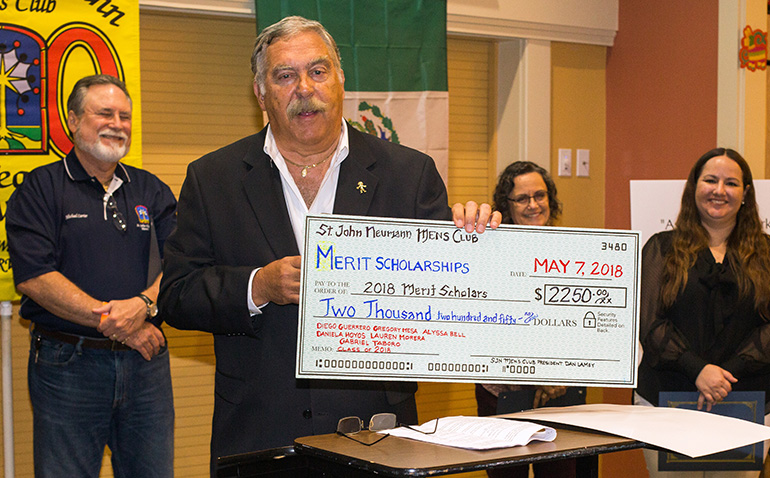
<box><xmin>159</xmin><ymin>124</ymin><xmax>451</xmax><ymax>466</ymax></box>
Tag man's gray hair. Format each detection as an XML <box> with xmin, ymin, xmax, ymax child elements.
<box><xmin>67</xmin><ymin>74</ymin><xmax>132</xmax><ymax>117</ymax></box>
<box><xmin>251</xmin><ymin>16</ymin><xmax>342</xmax><ymax>95</ymax></box>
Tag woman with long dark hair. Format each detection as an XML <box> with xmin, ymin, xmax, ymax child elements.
<box><xmin>635</xmin><ymin>148</ymin><xmax>770</xmax><ymax>477</ymax></box>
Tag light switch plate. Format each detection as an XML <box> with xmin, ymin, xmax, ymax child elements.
<box><xmin>577</xmin><ymin>149</ymin><xmax>590</xmax><ymax>177</ymax></box>
<box><xmin>558</xmin><ymin>149</ymin><xmax>572</xmax><ymax>177</ymax></box>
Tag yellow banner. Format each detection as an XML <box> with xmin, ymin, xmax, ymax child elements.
<box><xmin>0</xmin><ymin>1</ymin><xmax>141</xmax><ymax>300</ymax></box>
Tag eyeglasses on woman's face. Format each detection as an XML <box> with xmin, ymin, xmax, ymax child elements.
<box><xmin>507</xmin><ymin>190</ymin><xmax>548</xmax><ymax>207</ymax></box>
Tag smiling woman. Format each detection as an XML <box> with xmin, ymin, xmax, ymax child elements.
<box><xmin>635</xmin><ymin>147</ymin><xmax>770</xmax><ymax>478</ymax></box>
<box><xmin>475</xmin><ymin>160</ymin><xmax>580</xmax><ymax>478</ymax></box>
<box><xmin>694</xmin><ymin>155</ymin><xmax>746</xmax><ymax>254</ymax></box>
<box><xmin>491</xmin><ymin>161</ymin><xmax>562</xmax><ymax>227</ymax></box>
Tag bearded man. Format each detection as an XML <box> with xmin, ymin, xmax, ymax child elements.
<box><xmin>7</xmin><ymin>74</ymin><xmax>176</xmax><ymax>478</ymax></box>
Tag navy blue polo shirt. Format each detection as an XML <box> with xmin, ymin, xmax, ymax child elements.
<box><xmin>6</xmin><ymin>151</ymin><xmax>177</xmax><ymax>337</ymax></box>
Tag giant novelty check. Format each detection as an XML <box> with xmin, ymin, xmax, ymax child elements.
<box><xmin>297</xmin><ymin>215</ymin><xmax>641</xmax><ymax>387</ymax></box>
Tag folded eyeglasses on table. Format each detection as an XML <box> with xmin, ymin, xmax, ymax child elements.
<box><xmin>336</xmin><ymin>413</ymin><xmax>439</xmax><ymax>446</ymax></box>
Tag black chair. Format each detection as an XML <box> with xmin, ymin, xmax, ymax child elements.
<box><xmin>216</xmin><ymin>446</ymin><xmax>313</xmax><ymax>478</ymax></box>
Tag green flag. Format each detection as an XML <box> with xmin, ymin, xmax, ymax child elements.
<box><xmin>255</xmin><ymin>0</ymin><xmax>449</xmax><ymax>182</ymax></box>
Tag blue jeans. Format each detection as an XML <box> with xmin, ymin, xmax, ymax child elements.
<box><xmin>28</xmin><ymin>330</ymin><xmax>174</xmax><ymax>478</ymax></box>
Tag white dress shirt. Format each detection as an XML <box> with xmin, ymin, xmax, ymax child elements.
<box><xmin>247</xmin><ymin>121</ymin><xmax>350</xmax><ymax>314</ymax></box>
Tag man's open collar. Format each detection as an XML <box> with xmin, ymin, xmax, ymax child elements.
<box><xmin>63</xmin><ymin>151</ymin><xmax>131</xmax><ymax>183</ymax></box>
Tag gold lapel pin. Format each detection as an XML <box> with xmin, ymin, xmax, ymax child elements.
<box><xmin>356</xmin><ymin>181</ymin><xmax>367</xmax><ymax>194</ymax></box>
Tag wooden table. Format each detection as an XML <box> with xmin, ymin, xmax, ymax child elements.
<box><xmin>294</xmin><ymin>426</ymin><xmax>644</xmax><ymax>477</ymax></box>
<box><xmin>217</xmin><ymin>425</ymin><xmax>646</xmax><ymax>477</ymax></box>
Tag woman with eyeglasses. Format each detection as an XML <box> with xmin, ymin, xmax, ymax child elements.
<box><xmin>635</xmin><ymin>148</ymin><xmax>770</xmax><ymax>478</ymax></box>
<box><xmin>475</xmin><ymin>161</ymin><xmax>579</xmax><ymax>478</ymax></box>
<box><xmin>493</xmin><ymin>161</ymin><xmax>559</xmax><ymax>226</ymax></box>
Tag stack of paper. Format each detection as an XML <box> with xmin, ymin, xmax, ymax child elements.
<box><xmin>382</xmin><ymin>416</ymin><xmax>556</xmax><ymax>450</ymax></box>
<box><xmin>509</xmin><ymin>404</ymin><xmax>770</xmax><ymax>458</ymax></box>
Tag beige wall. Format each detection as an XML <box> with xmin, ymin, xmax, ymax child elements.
<box><xmin>738</xmin><ymin>0</ymin><xmax>767</xmax><ymax>177</ymax></box>
<box><xmin>550</xmin><ymin>42</ymin><xmax>606</xmax><ymax>229</ymax></box>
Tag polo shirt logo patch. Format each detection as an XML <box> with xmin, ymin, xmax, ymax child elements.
<box><xmin>135</xmin><ymin>205</ymin><xmax>150</xmax><ymax>231</ymax></box>
<box><xmin>135</xmin><ymin>205</ymin><xmax>150</xmax><ymax>224</ymax></box>
<box><xmin>65</xmin><ymin>213</ymin><xmax>88</xmax><ymax>220</ymax></box>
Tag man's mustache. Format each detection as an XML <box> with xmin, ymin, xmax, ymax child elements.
<box><xmin>98</xmin><ymin>128</ymin><xmax>129</xmax><ymax>141</ymax></box>
<box><xmin>287</xmin><ymin>97</ymin><xmax>326</xmax><ymax>119</ymax></box>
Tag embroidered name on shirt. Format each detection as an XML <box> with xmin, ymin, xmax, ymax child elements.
<box><xmin>65</xmin><ymin>214</ymin><xmax>88</xmax><ymax>220</ymax></box>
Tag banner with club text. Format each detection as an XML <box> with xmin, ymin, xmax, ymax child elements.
<box><xmin>255</xmin><ymin>0</ymin><xmax>449</xmax><ymax>183</ymax></box>
<box><xmin>0</xmin><ymin>2</ymin><xmax>141</xmax><ymax>300</ymax></box>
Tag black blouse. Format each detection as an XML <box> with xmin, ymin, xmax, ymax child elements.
<box><xmin>636</xmin><ymin>231</ymin><xmax>770</xmax><ymax>411</ymax></box>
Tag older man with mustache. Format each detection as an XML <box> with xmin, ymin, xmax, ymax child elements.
<box><xmin>6</xmin><ymin>74</ymin><xmax>176</xmax><ymax>477</ymax></box>
<box><xmin>159</xmin><ymin>15</ymin><xmax>499</xmax><ymax>476</ymax></box>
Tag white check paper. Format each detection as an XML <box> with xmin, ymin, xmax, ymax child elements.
<box><xmin>297</xmin><ymin>215</ymin><xmax>641</xmax><ymax>387</ymax></box>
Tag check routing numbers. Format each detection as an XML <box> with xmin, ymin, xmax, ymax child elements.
<box><xmin>296</xmin><ymin>215</ymin><xmax>642</xmax><ymax>387</ymax></box>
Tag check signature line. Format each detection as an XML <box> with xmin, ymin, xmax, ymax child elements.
<box><xmin>471</xmin><ymin>355</ymin><xmax>620</xmax><ymax>362</ymax></box>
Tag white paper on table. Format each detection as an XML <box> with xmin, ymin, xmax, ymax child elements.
<box><xmin>507</xmin><ymin>403</ymin><xmax>770</xmax><ymax>458</ymax></box>
<box><xmin>381</xmin><ymin>415</ymin><xmax>556</xmax><ymax>450</ymax></box>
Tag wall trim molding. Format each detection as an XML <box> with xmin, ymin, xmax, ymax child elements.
<box><xmin>447</xmin><ymin>14</ymin><xmax>616</xmax><ymax>46</ymax></box>
<box><xmin>140</xmin><ymin>1</ymin><xmax>252</xmax><ymax>16</ymax></box>
<box><xmin>139</xmin><ymin>2</ymin><xmax>617</xmax><ymax>46</ymax></box>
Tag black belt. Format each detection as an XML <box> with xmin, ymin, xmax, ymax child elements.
<box><xmin>34</xmin><ymin>326</ymin><xmax>132</xmax><ymax>351</ymax></box>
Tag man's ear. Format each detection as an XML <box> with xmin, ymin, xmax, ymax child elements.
<box><xmin>253</xmin><ymin>81</ymin><xmax>266</xmax><ymax>108</ymax></box>
<box><xmin>66</xmin><ymin>111</ymin><xmax>78</xmax><ymax>136</ymax></box>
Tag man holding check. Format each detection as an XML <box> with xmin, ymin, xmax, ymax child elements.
<box><xmin>158</xmin><ymin>15</ymin><xmax>499</xmax><ymax>473</ymax></box>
